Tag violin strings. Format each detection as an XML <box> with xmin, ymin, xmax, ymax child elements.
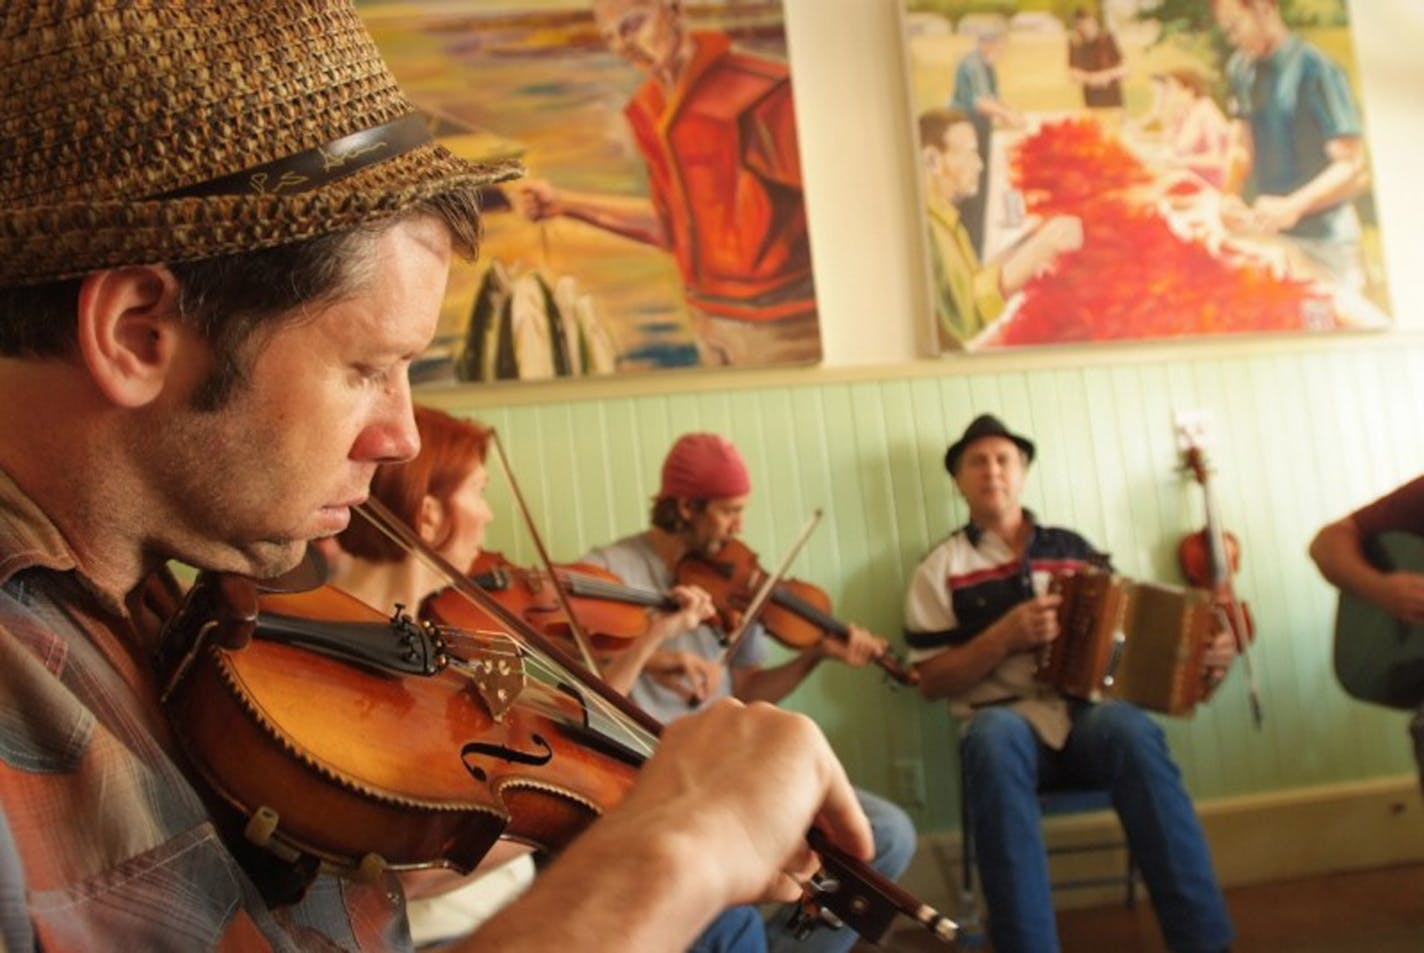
<box><xmin>433</xmin><ymin>621</ymin><xmax>658</xmax><ymax>757</ymax></box>
<box><xmin>351</xmin><ymin>501</ymin><xmax>659</xmax><ymax>759</ymax></box>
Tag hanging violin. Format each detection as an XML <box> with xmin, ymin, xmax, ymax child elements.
<box><xmin>156</xmin><ymin>499</ymin><xmax>955</xmax><ymax>945</ymax></box>
<box><xmin>677</xmin><ymin>537</ymin><xmax>920</xmax><ymax>687</ymax></box>
<box><xmin>1174</xmin><ymin>411</ymin><xmax>1263</xmax><ymax>726</ymax></box>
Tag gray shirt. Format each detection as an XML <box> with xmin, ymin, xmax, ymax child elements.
<box><xmin>582</xmin><ymin>532</ymin><xmax>767</xmax><ymax>724</ymax></box>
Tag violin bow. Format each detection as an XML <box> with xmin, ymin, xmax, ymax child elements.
<box><xmin>1212</xmin><ymin>519</ymin><xmax>1264</xmax><ymax>729</ymax></box>
<box><xmin>717</xmin><ymin>509</ymin><xmax>824</xmax><ymax>663</ymax></box>
<box><xmin>352</xmin><ymin>496</ymin><xmax>664</xmax><ymax>743</ymax></box>
<box><xmin>487</xmin><ymin>428</ymin><xmax>602</xmax><ymax>677</ymax></box>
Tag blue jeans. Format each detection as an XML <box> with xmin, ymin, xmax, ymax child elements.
<box><xmin>962</xmin><ymin>703</ymin><xmax>1233</xmax><ymax>953</ymax></box>
<box><xmin>689</xmin><ymin>906</ymin><xmax>766</xmax><ymax>953</ymax></box>
<box><xmin>763</xmin><ymin>787</ymin><xmax>917</xmax><ymax>953</ymax></box>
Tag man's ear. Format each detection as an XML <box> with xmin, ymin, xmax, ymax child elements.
<box><xmin>75</xmin><ymin>266</ymin><xmax>184</xmax><ymax>408</ymax></box>
<box><xmin>924</xmin><ymin>146</ymin><xmax>943</xmax><ymax>175</ymax></box>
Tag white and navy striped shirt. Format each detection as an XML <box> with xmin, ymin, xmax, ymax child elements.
<box><xmin>903</xmin><ymin>514</ymin><xmax>1104</xmax><ymax>747</ymax></box>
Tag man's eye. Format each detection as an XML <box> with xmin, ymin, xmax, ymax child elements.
<box><xmin>357</xmin><ymin>365</ymin><xmax>390</xmax><ymax>385</ymax></box>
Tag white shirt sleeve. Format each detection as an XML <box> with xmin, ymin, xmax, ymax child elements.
<box><xmin>904</xmin><ymin>544</ymin><xmax>959</xmax><ymax>662</ymax></box>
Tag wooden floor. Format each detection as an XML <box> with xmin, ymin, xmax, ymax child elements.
<box><xmin>861</xmin><ymin>862</ymin><xmax>1424</xmax><ymax>952</ymax></box>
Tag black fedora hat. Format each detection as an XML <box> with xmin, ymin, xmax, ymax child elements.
<box><xmin>944</xmin><ymin>414</ymin><xmax>1035</xmax><ymax>475</ymax></box>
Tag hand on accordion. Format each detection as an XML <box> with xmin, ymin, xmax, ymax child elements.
<box><xmin>1006</xmin><ymin>593</ymin><xmax>1064</xmax><ymax>653</ymax></box>
<box><xmin>1202</xmin><ymin>626</ymin><xmax>1237</xmax><ymax>689</ymax></box>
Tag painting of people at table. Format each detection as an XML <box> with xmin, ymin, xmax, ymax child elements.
<box><xmin>902</xmin><ymin>0</ymin><xmax>1390</xmax><ymax>352</ymax></box>
<box><xmin>354</xmin><ymin>0</ymin><xmax>822</xmax><ymax>382</ymax></box>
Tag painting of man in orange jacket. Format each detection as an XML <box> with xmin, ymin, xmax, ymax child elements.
<box><xmin>516</xmin><ymin>0</ymin><xmax>821</xmax><ymax>367</ymax></box>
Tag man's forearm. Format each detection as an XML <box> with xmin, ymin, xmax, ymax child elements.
<box><xmin>916</xmin><ymin>619</ymin><xmax>1014</xmax><ymax>701</ymax></box>
<box><xmin>1309</xmin><ymin>519</ymin><xmax>1384</xmax><ymax>601</ymax></box>
<box><xmin>461</xmin><ymin>815</ymin><xmax>717</xmax><ymax>952</ymax></box>
<box><xmin>734</xmin><ymin>650</ymin><xmax>822</xmax><ymax>704</ymax></box>
<box><xmin>1289</xmin><ymin>155</ymin><xmax>1367</xmax><ymax>220</ymax></box>
<box><xmin>557</xmin><ymin>190</ymin><xmax>667</xmax><ymax>248</ymax></box>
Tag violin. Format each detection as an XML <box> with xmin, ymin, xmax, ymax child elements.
<box><xmin>1174</xmin><ymin>415</ymin><xmax>1263</xmax><ymax>724</ymax></box>
<box><xmin>160</xmin><ymin>576</ymin><xmax>646</xmax><ymax>892</ymax></box>
<box><xmin>157</xmin><ymin>503</ymin><xmax>954</xmax><ymax>945</ymax></box>
<box><xmin>446</xmin><ymin>549</ymin><xmax>681</xmax><ymax>652</ymax></box>
<box><xmin>676</xmin><ymin>538</ymin><xmax>919</xmax><ymax>687</ymax></box>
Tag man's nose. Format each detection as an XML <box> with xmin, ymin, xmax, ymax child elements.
<box><xmin>351</xmin><ymin>379</ymin><xmax>420</xmax><ymax>465</ymax></box>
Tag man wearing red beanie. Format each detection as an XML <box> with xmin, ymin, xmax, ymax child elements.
<box><xmin>582</xmin><ymin>432</ymin><xmax>918</xmax><ymax>953</ymax></box>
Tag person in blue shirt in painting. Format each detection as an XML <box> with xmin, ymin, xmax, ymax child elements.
<box><xmin>948</xmin><ymin>27</ymin><xmax>1025</xmax><ymax>257</ymax></box>
<box><xmin>1213</xmin><ymin>0</ymin><xmax>1370</xmax><ymax>289</ymax></box>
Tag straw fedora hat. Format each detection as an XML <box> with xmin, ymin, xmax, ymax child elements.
<box><xmin>0</xmin><ymin>0</ymin><xmax>521</xmax><ymax>288</ymax></box>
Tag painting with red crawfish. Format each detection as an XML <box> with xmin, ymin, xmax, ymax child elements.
<box><xmin>901</xmin><ymin>1</ymin><xmax>1391</xmax><ymax>352</ymax></box>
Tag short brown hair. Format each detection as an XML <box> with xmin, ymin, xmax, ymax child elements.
<box><xmin>338</xmin><ymin>406</ymin><xmax>493</xmax><ymax>562</ymax></box>
<box><xmin>1165</xmin><ymin>68</ymin><xmax>1211</xmax><ymax>100</ymax></box>
<box><xmin>918</xmin><ymin>108</ymin><xmax>972</xmax><ymax>151</ymax></box>
<box><xmin>650</xmin><ymin>496</ymin><xmax>708</xmax><ymax>533</ymax></box>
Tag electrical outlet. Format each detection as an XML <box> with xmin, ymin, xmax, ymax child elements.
<box><xmin>893</xmin><ymin>758</ymin><xmax>927</xmax><ymax>807</ymax></box>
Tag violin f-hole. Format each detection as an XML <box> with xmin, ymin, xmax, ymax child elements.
<box><xmin>461</xmin><ymin>735</ymin><xmax>555</xmax><ymax>783</ymax></box>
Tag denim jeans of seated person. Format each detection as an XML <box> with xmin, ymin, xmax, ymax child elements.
<box><xmin>689</xmin><ymin>905</ymin><xmax>765</xmax><ymax>953</ymax></box>
<box><xmin>962</xmin><ymin>702</ymin><xmax>1234</xmax><ymax>953</ymax></box>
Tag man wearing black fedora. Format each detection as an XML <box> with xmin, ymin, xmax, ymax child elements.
<box><xmin>0</xmin><ymin>3</ymin><xmax>872</xmax><ymax>951</ymax></box>
<box><xmin>904</xmin><ymin>414</ymin><xmax>1237</xmax><ymax>953</ymax></box>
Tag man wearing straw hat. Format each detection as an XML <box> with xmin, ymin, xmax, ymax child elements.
<box><xmin>0</xmin><ymin>3</ymin><xmax>872</xmax><ymax>951</ymax></box>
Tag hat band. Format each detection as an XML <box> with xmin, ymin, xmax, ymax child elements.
<box><xmin>154</xmin><ymin>113</ymin><xmax>434</xmax><ymax>199</ymax></box>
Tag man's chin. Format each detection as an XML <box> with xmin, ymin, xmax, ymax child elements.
<box><xmin>233</xmin><ymin>540</ymin><xmax>309</xmax><ymax>581</ymax></box>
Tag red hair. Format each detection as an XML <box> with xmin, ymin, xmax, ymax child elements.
<box><xmin>336</xmin><ymin>405</ymin><xmax>492</xmax><ymax>562</ymax></box>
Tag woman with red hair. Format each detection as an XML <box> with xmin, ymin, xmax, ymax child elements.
<box><xmin>333</xmin><ymin>403</ymin><xmax>713</xmax><ymax>692</ymax></box>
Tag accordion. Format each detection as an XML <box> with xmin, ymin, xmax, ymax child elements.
<box><xmin>1036</xmin><ymin>569</ymin><xmax>1217</xmax><ymax>716</ymax></box>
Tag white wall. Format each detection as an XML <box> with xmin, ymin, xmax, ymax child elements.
<box><xmin>784</xmin><ymin>0</ymin><xmax>1424</xmax><ymax>367</ymax></box>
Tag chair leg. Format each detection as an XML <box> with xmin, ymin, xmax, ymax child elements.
<box><xmin>957</xmin><ymin>750</ymin><xmax>987</xmax><ymax>946</ymax></box>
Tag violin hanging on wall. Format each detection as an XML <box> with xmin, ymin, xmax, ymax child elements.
<box><xmin>1173</xmin><ymin>409</ymin><xmax>1264</xmax><ymax>727</ymax></box>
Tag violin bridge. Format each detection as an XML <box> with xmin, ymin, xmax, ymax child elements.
<box><xmin>464</xmin><ymin>635</ymin><xmax>527</xmax><ymax>721</ymax></box>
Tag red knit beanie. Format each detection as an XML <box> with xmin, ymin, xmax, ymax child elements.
<box><xmin>658</xmin><ymin>433</ymin><xmax>752</xmax><ymax>500</ymax></box>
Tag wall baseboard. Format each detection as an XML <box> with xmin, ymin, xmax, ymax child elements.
<box><xmin>897</xmin><ymin>774</ymin><xmax>1424</xmax><ymax>922</ymax></box>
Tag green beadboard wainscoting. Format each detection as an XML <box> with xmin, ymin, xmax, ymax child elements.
<box><xmin>427</xmin><ymin>336</ymin><xmax>1424</xmax><ymax>835</ymax></box>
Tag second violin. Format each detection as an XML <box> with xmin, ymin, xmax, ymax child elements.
<box><xmin>440</xmin><ymin>549</ymin><xmax>682</xmax><ymax>653</ymax></box>
<box><xmin>677</xmin><ymin>537</ymin><xmax>919</xmax><ymax>687</ymax></box>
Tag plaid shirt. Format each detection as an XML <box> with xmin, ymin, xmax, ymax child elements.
<box><xmin>0</xmin><ymin>468</ymin><xmax>412</xmax><ymax>952</ymax></box>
